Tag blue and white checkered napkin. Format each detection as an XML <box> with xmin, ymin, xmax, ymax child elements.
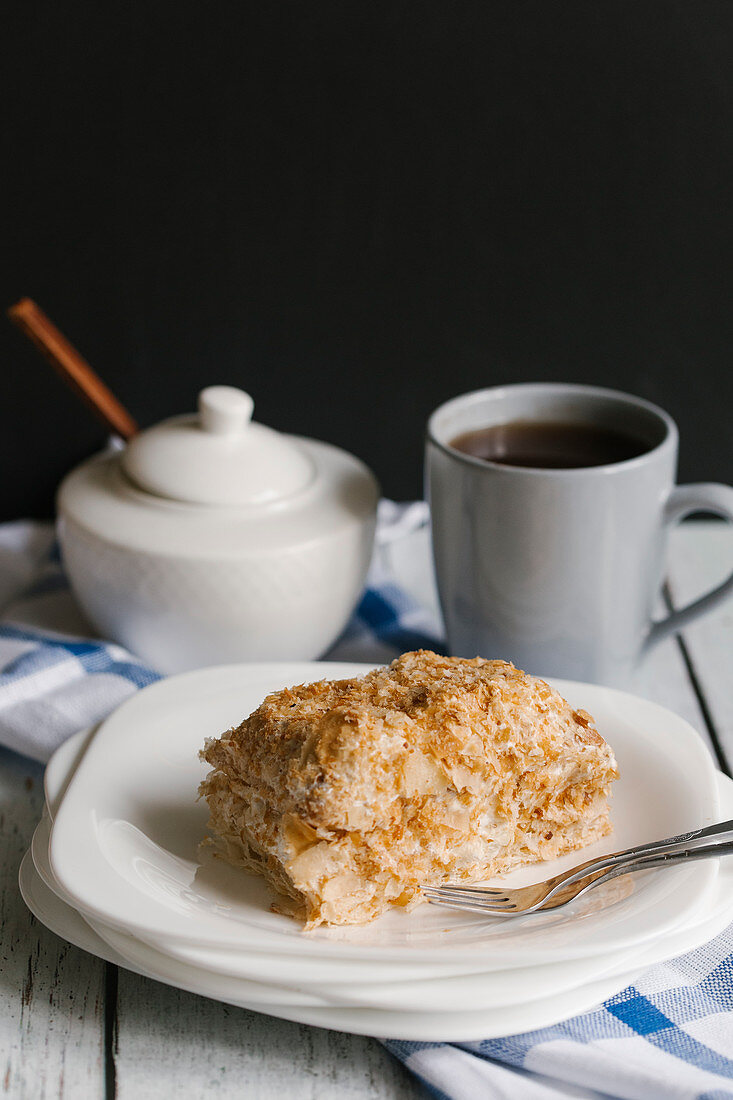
<box><xmin>2</xmin><ymin>506</ymin><xmax>733</xmax><ymax>1100</ymax></box>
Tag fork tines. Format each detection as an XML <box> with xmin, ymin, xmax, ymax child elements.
<box><xmin>421</xmin><ymin>886</ymin><xmax>517</xmax><ymax>911</ymax></box>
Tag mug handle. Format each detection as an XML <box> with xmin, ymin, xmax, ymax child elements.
<box><xmin>645</xmin><ymin>483</ymin><xmax>733</xmax><ymax>649</ymax></box>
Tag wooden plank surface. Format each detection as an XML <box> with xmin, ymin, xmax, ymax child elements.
<box><xmin>0</xmin><ymin>748</ymin><xmax>106</xmax><ymax>1099</ymax></box>
<box><xmin>113</xmin><ymin>974</ymin><xmax>424</xmax><ymax>1100</ymax></box>
<box><xmin>667</xmin><ymin>524</ymin><xmax>733</xmax><ymax>774</ymax></box>
<box><xmin>2</xmin><ymin>522</ymin><xmax>731</xmax><ymax>1099</ymax></box>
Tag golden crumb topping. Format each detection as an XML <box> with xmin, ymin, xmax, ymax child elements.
<box><xmin>199</xmin><ymin>652</ymin><xmax>618</xmax><ymax>927</ymax></box>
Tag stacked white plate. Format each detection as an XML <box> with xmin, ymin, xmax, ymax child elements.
<box><xmin>21</xmin><ymin>662</ymin><xmax>733</xmax><ymax>1042</ymax></box>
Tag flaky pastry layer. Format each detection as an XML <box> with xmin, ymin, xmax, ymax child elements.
<box><xmin>199</xmin><ymin>651</ymin><xmax>618</xmax><ymax>927</ymax></box>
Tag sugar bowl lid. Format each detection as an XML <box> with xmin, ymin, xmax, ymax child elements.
<box><xmin>122</xmin><ymin>386</ymin><xmax>315</xmax><ymax>506</ymax></box>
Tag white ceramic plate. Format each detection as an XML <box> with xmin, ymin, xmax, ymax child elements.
<box><xmin>40</xmin><ymin>729</ymin><xmax>730</xmax><ymax>1013</ymax></box>
<box><xmin>29</xmin><ymin>746</ymin><xmax>733</xmax><ymax>1039</ymax></box>
<box><xmin>21</xmin><ymin>846</ymin><xmax>639</xmax><ymax>1040</ymax></box>
<box><xmin>44</xmin><ymin>724</ymin><xmax>98</xmax><ymax>819</ymax></box>
<box><xmin>21</xmin><ymin>770</ymin><xmax>733</xmax><ymax>1040</ymax></box>
<box><xmin>86</xmin><ymin>909</ymin><xmax>643</xmax><ymax>1040</ymax></box>
<box><xmin>31</xmin><ymin>808</ymin><xmax>649</xmax><ymax>1011</ymax></box>
<box><xmin>49</xmin><ymin>663</ymin><xmax>720</xmax><ymax>965</ymax></box>
<box><xmin>43</xmin><ymin>732</ymin><xmax>721</xmax><ymax>1000</ymax></box>
<box><xmin>32</xmin><ymin>795</ymin><xmax>733</xmax><ymax>1016</ymax></box>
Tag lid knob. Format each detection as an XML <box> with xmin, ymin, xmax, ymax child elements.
<box><xmin>121</xmin><ymin>385</ymin><xmax>314</xmax><ymax>506</ymax></box>
<box><xmin>198</xmin><ymin>386</ymin><xmax>254</xmax><ymax>436</ymax></box>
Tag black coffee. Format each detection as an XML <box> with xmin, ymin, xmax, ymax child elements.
<box><xmin>449</xmin><ymin>419</ymin><xmax>650</xmax><ymax>469</ymax></box>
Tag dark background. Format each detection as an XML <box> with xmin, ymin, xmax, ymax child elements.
<box><xmin>4</xmin><ymin>1</ymin><xmax>733</xmax><ymax>518</ymax></box>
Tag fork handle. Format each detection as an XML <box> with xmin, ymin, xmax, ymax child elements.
<box><xmin>552</xmin><ymin>817</ymin><xmax>733</xmax><ymax>894</ymax></box>
<box><xmin>624</xmin><ymin>816</ymin><xmax>733</xmax><ymax>854</ymax></box>
<box><xmin>540</xmin><ymin>838</ymin><xmax>733</xmax><ymax>911</ymax></box>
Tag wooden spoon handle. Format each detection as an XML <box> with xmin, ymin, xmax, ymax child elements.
<box><xmin>8</xmin><ymin>298</ymin><xmax>139</xmax><ymax>440</ymax></box>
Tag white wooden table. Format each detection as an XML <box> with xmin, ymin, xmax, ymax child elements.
<box><xmin>2</xmin><ymin>522</ymin><xmax>731</xmax><ymax>1100</ymax></box>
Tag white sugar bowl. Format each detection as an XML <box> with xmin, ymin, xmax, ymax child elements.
<box><xmin>57</xmin><ymin>386</ymin><xmax>379</xmax><ymax>673</ymax></box>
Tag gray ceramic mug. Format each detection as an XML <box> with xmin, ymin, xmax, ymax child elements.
<box><xmin>426</xmin><ymin>383</ymin><xmax>733</xmax><ymax>685</ymax></box>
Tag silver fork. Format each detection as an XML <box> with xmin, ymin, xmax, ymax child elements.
<box><xmin>423</xmin><ymin>818</ymin><xmax>733</xmax><ymax>916</ymax></box>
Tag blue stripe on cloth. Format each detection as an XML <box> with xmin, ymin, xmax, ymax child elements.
<box><xmin>606</xmin><ymin>994</ymin><xmax>674</xmax><ymax>1035</ymax></box>
<box><xmin>603</xmin><ymin>988</ymin><xmax>733</xmax><ymax>1081</ymax></box>
<box><xmin>647</xmin><ymin>971</ymin><xmax>733</xmax><ymax>1030</ymax></box>
<box><xmin>60</xmin><ymin>640</ymin><xmax>99</xmax><ymax>657</ymax></box>
<box><xmin>699</xmin><ymin>958</ymin><xmax>733</xmax><ymax>1011</ymax></box>
<box><xmin>460</xmin><ymin>1001</ymin><xmax>634</xmax><ymax>1066</ymax></box>
<box><xmin>356</xmin><ymin>588</ymin><xmax>445</xmax><ymax>655</ymax></box>
<box><xmin>452</xmin><ymin>983</ymin><xmax>733</xmax><ymax>1088</ymax></box>
<box><xmin>358</xmin><ymin>588</ymin><xmax>402</xmax><ymax>629</ymax></box>
<box><xmin>0</xmin><ymin>624</ymin><xmax>160</xmax><ymax>690</ymax></box>
<box><xmin>387</xmin><ymin>1041</ymin><xmax>444</xmax><ymax>1060</ymax></box>
<box><xmin>1</xmin><ymin>623</ymin><xmax>84</xmax><ymax>648</ymax></box>
<box><xmin>81</xmin><ymin>654</ymin><xmax>160</xmax><ymax>689</ymax></box>
<box><xmin>0</xmin><ymin>634</ymin><xmax>92</xmax><ymax>679</ymax></box>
